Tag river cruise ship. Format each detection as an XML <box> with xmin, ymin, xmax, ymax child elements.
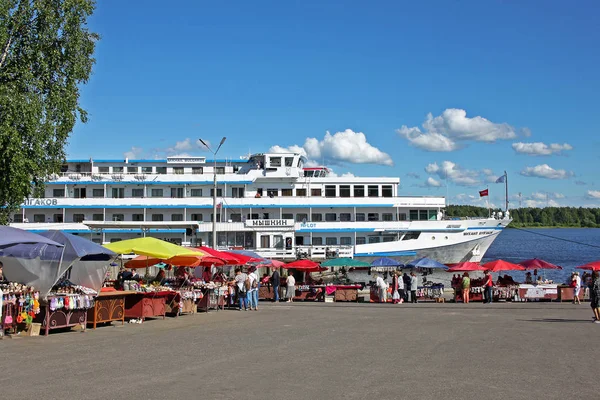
<box><xmin>9</xmin><ymin>152</ymin><xmax>510</xmax><ymax>264</ymax></box>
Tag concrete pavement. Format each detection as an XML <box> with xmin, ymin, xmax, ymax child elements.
<box><xmin>1</xmin><ymin>302</ymin><xmax>597</xmax><ymax>400</ymax></box>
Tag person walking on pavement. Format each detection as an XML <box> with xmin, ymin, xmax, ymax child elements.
<box><xmin>247</xmin><ymin>266</ymin><xmax>259</xmax><ymax>311</ymax></box>
<box><xmin>271</xmin><ymin>268</ymin><xmax>280</xmax><ymax>302</ymax></box>
<box><xmin>461</xmin><ymin>272</ymin><xmax>471</xmax><ymax>304</ymax></box>
<box><xmin>286</xmin><ymin>272</ymin><xmax>296</xmax><ymax>302</ymax></box>
<box><xmin>234</xmin><ymin>268</ymin><xmax>248</xmax><ymax>311</ymax></box>
<box><xmin>483</xmin><ymin>270</ymin><xmax>494</xmax><ymax>304</ymax></box>
<box><xmin>410</xmin><ymin>272</ymin><xmax>418</xmax><ymax>303</ymax></box>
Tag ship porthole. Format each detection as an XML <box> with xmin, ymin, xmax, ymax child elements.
<box><xmin>445</xmin><ymin>236</ymin><xmax>448</xmax><ymax>240</ymax></box>
<box><xmin>432</xmin><ymin>236</ymin><xmax>435</xmax><ymax>240</ymax></box>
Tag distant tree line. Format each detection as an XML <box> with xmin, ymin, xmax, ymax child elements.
<box><xmin>445</xmin><ymin>205</ymin><xmax>600</xmax><ymax>228</ymax></box>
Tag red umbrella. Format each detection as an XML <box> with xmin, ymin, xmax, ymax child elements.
<box><xmin>447</xmin><ymin>262</ymin><xmax>485</xmax><ymax>272</ymax></box>
<box><xmin>576</xmin><ymin>261</ymin><xmax>600</xmax><ymax>271</ymax></box>
<box><xmin>481</xmin><ymin>259</ymin><xmax>526</xmax><ymax>272</ymax></box>
<box><xmin>196</xmin><ymin>246</ymin><xmax>241</xmax><ymax>265</ymax></box>
<box><xmin>283</xmin><ymin>259</ymin><xmax>321</xmax><ymax>270</ymax></box>
<box><xmin>261</xmin><ymin>259</ymin><xmax>285</xmax><ymax>268</ymax></box>
<box><xmin>518</xmin><ymin>258</ymin><xmax>562</xmax><ymax>270</ymax></box>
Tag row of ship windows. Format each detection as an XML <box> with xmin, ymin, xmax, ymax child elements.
<box><xmin>14</xmin><ymin>210</ymin><xmax>437</xmax><ymax>223</ymax></box>
<box><xmin>48</xmin><ymin>185</ymin><xmax>394</xmax><ymax>199</ymax></box>
<box><xmin>88</xmin><ymin>166</ymin><xmax>225</xmax><ymax>175</ymax></box>
<box><xmin>101</xmin><ymin>235</ymin><xmax>401</xmax><ymax>246</ymax></box>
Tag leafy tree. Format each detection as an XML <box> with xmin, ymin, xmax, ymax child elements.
<box><xmin>0</xmin><ymin>0</ymin><xmax>98</xmax><ymax>224</ymax></box>
<box><xmin>447</xmin><ymin>205</ymin><xmax>600</xmax><ymax>228</ymax></box>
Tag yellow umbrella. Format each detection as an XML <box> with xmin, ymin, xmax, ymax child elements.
<box><xmin>104</xmin><ymin>237</ymin><xmax>204</xmax><ymax>259</ymax></box>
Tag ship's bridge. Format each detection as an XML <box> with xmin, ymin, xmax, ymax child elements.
<box><xmin>303</xmin><ymin>167</ymin><xmax>330</xmax><ymax>178</ymax></box>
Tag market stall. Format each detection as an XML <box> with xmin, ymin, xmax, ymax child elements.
<box><xmin>326</xmin><ymin>284</ymin><xmax>362</xmax><ymax>302</ymax></box>
<box><xmin>38</xmin><ymin>231</ymin><xmax>119</xmax><ymax>330</ymax></box>
<box><xmin>88</xmin><ymin>289</ymin><xmax>134</xmax><ymax>328</ymax></box>
<box><xmin>518</xmin><ymin>284</ymin><xmax>559</xmax><ymax>301</ymax></box>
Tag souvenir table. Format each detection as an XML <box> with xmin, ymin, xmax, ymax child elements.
<box><xmin>1</xmin><ymin>283</ymin><xmax>43</xmax><ymax>335</ymax></box>
<box><xmin>124</xmin><ymin>291</ymin><xmax>170</xmax><ymax>322</ymax></box>
<box><xmin>294</xmin><ymin>284</ymin><xmax>325</xmax><ymax>301</ymax></box>
<box><xmin>518</xmin><ymin>284</ymin><xmax>559</xmax><ymax>301</ymax></box>
<box><xmin>325</xmin><ymin>284</ymin><xmax>361</xmax><ymax>302</ymax></box>
<box><xmin>87</xmin><ymin>290</ymin><xmax>135</xmax><ymax>329</ymax></box>
<box><xmin>454</xmin><ymin>285</ymin><xmax>518</xmax><ymax>302</ymax></box>
<box><xmin>164</xmin><ymin>289</ymin><xmax>203</xmax><ymax>316</ymax></box>
<box><xmin>36</xmin><ymin>293</ymin><xmax>94</xmax><ymax>336</ymax></box>
<box><xmin>259</xmin><ymin>284</ymin><xmax>278</xmax><ymax>300</ymax></box>
<box><xmin>557</xmin><ymin>285</ymin><xmax>585</xmax><ymax>302</ymax></box>
<box><xmin>196</xmin><ymin>286</ymin><xmax>227</xmax><ymax>312</ymax></box>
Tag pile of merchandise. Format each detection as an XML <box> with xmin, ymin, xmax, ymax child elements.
<box><xmin>47</xmin><ymin>280</ymin><xmax>97</xmax><ymax>311</ymax></box>
<box><xmin>1</xmin><ymin>283</ymin><xmax>41</xmax><ymax>326</ymax></box>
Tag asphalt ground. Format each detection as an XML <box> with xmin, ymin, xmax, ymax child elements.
<box><xmin>1</xmin><ymin>301</ymin><xmax>597</xmax><ymax>400</ymax></box>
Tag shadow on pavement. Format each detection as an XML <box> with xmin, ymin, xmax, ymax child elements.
<box><xmin>519</xmin><ymin>318</ymin><xmax>594</xmax><ymax>324</ymax></box>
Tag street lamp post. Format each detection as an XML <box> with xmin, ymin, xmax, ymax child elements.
<box><xmin>199</xmin><ymin>137</ymin><xmax>226</xmax><ymax>249</ymax></box>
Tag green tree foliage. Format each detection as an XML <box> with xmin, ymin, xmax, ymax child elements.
<box><xmin>0</xmin><ymin>0</ymin><xmax>98</xmax><ymax>224</ymax></box>
<box><xmin>446</xmin><ymin>205</ymin><xmax>600</xmax><ymax>228</ymax></box>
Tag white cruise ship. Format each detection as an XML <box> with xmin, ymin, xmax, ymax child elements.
<box><xmin>10</xmin><ymin>152</ymin><xmax>510</xmax><ymax>264</ymax></box>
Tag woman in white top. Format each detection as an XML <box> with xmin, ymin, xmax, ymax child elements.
<box><xmin>286</xmin><ymin>273</ymin><xmax>296</xmax><ymax>302</ymax></box>
<box><xmin>573</xmin><ymin>272</ymin><xmax>582</xmax><ymax>305</ymax></box>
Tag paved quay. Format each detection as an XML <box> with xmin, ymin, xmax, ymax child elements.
<box><xmin>1</xmin><ymin>302</ymin><xmax>597</xmax><ymax>400</ymax></box>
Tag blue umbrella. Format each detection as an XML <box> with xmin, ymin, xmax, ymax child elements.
<box><xmin>406</xmin><ymin>257</ymin><xmax>448</xmax><ymax>269</ymax></box>
<box><xmin>39</xmin><ymin>231</ymin><xmax>116</xmax><ymax>262</ymax></box>
<box><xmin>228</xmin><ymin>249</ymin><xmax>265</xmax><ymax>260</ymax></box>
<box><xmin>371</xmin><ymin>257</ymin><xmax>404</xmax><ymax>268</ymax></box>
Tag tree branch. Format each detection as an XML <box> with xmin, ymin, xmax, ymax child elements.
<box><xmin>0</xmin><ymin>36</ymin><xmax>13</xmax><ymax>70</ymax></box>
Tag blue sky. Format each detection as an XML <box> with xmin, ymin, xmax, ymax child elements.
<box><xmin>69</xmin><ymin>0</ymin><xmax>600</xmax><ymax>207</ymax></box>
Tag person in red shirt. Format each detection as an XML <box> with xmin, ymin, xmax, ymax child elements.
<box><xmin>483</xmin><ymin>270</ymin><xmax>493</xmax><ymax>304</ymax></box>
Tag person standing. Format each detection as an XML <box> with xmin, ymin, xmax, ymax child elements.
<box><xmin>234</xmin><ymin>268</ymin><xmax>248</xmax><ymax>311</ymax></box>
<box><xmin>248</xmin><ymin>266</ymin><xmax>259</xmax><ymax>311</ymax></box>
<box><xmin>403</xmin><ymin>273</ymin><xmax>410</xmax><ymax>302</ymax></box>
<box><xmin>272</xmin><ymin>268</ymin><xmax>280</xmax><ymax>302</ymax></box>
<box><xmin>286</xmin><ymin>272</ymin><xmax>296</xmax><ymax>303</ymax></box>
<box><xmin>391</xmin><ymin>272</ymin><xmax>400</xmax><ymax>304</ymax></box>
<box><xmin>573</xmin><ymin>272</ymin><xmax>582</xmax><ymax>305</ymax></box>
<box><xmin>397</xmin><ymin>271</ymin><xmax>405</xmax><ymax>304</ymax></box>
<box><xmin>410</xmin><ymin>272</ymin><xmax>418</xmax><ymax>303</ymax></box>
<box><xmin>483</xmin><ymin>270</ymin><xmax>493</xmax><ymax>304</ymax></box>
<box><xmin>375</xmin><ymin>274</ymin><xmax>387</xmax><ymax>303</ymax></box>
<box><xmin>461</xmin><ymin>272</ymin><xmax>471</xmax><ymax>304</ymax></box>
<box><xmin>591</xmin><ymin>271</ymin><xmax>600</xmax><ymax>323</ymax></box>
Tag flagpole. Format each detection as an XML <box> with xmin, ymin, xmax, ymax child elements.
<box><xmin>504</xmin><ymin>170</ymin><xmax>508</xmax><ymax>212</ymax></box>
<box><xmin>486</xmin><ymin>185</ymin><xmax>490</xmax><ymax>217</ymax></box>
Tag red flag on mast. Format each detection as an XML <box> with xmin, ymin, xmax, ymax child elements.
<box><xmin>479</xmin><ymin>189</ymin><xmax>489</xmax><ymax>197</ymax></box>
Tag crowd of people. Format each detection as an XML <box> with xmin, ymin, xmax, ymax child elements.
<box><xmin>374</xmin><ymin>271</ymin><xmax>419</xmax><ymax>304</ymax></box>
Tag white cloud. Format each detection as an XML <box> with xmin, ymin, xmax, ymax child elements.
<box><xmin>482</xmin><ymin>169</ymin><xmax>494</xmax><ymax>176</ymax></box>
<box><xmin>520</xmin><ymin>164</ymin><xmax>573</xmax><ymax>180</ymax></box>
<box><xmin>271</xmin><ymin>129</ymin><xmax>393</xmax><ymax>166</ymax></box>
<box><xmin>166</xmin><ymin>138</ymin><xmax>209</xmax><ymax>155</ymax></box>
<box><xmin>269</xmin><ymin>144</ymin><xmax>308</xmax><ymax>158</ymax></box>
<box><xmin>587</xmin><ymin>190</ymin><xmax>600</xmax><ymax>199</ymax></box>
<box><xmin>530</xmin><ymin>192</ymin><xmax>564</xmax><ymax>201</ymax></box>
<box><xmin>523</xmin><ymin>199</ymin><xmax>560</xmax><ymax>208</ymax></box>
<box><xmin>425</xmin><ymin>161</ymin><xmax>480</xmax><ymax>186</ymax></box>
<box><xmin>425</xmin><ymin>177</ymin><xmax>442</xmax><ymax>187</ymax></box>
<box><xmin>397</xmin><ymin>108</ymin><xmax>519</xmax><ymax>152</ymax></box>
<box><xmin>512</xmin><ymin>142</ymin><xmax>573</xmax><ymax>156</ymax></box>
<box><xmin>124</xmin><ymin>146</ymin><xmax>143</xmax><ymax>159</ymax></box>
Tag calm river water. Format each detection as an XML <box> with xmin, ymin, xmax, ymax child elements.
<box><xmin>482</xmin><ymin>228</ymin><xmax>600</xmax><ymax>284</ymax></box>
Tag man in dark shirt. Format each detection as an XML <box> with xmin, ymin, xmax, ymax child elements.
<box><xmin>272</xmin><ymin>269</ymin><xmax>280</xmax><ymax>302</ymax></box>
<box><xmin>402</xmin><ymin>273</ymin><xmax>411</xmax><ymax>302</ymax></box>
